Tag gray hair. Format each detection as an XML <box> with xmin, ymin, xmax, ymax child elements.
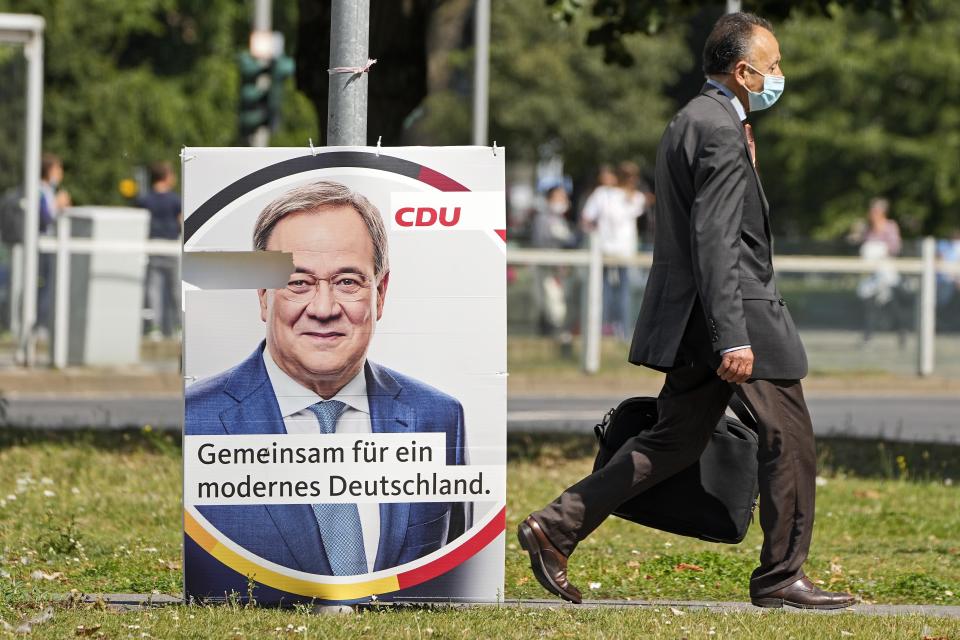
<box><xmin>253</xmin><ymin>180</ymin><xmax>389</xmax><ymax>279</ymax></box>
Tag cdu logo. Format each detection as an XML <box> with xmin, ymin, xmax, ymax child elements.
<box><xmin>394</xmin><ymin>206</ymin><xmax>462</xmax><ymax>228</ymax></box>
<box><xmin>389</xmin><ymin>192</ymin><xmax>504</xmax><ymax>233</ymax></box>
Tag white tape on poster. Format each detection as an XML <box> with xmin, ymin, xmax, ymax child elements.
<box><xmin>389</xmin><ymin>192</ymin><xmax>505</xmax><ymax>231</ymax></box>
<box><xmin>184</xmin><ymin>434</ymin><xmax>503</xmax><ymax>505</ymax></box>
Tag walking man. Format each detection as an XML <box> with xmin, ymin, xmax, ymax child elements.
<box><xmin>518</xmin><ymin>12</ymin><xmax>856</xmax><ymax>610</ymax></box>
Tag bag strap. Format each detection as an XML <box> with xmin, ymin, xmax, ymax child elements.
<box><xmin>728</xmin><ymin>394</ymin><xmax>759</xmax><ymax>431</ymax></box>
<box><xmin>593</xmin><ymin>407</ymin><xmax>615</xmax><ymax>444</ymax></box>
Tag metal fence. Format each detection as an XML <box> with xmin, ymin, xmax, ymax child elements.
<box><xmin>3</xmin><ymin>221</ymin><xmax>178</xmax><ymax>368</ymax></box>
<box><xmin>0</xmin><ymin>14</ymin><xmax>44</xmax><ymax>367</ymax></box>
<box><xmin>3</xmin><ymin>228</ymin><xmax>959</xmax><ymax>377</ymax></box>
<box><xmin>509</xmin><ymin>236</ymin><xmax>960</xmax><ymax>376</ymax></box>
<box><xmin>40</xmin><ymin>218</ymin><xmax>179</xmax><ymax>368</ymax></box>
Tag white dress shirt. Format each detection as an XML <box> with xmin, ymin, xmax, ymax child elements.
<box><xmin>262</xmin><ymin>348</ymin><xmax>380</xmax><ymax>572</ymax></box>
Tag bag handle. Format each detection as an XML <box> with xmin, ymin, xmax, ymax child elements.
<box><xmin>728</xmin><ymin>394</ymin><xmax>759</xmax><ymax>431</ymax></box>
<box><xmin>593</xmin><ymin>407</ymin><xmax>615</xmax><ymax>444</ymax></box>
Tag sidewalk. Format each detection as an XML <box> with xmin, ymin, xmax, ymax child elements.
<box><xmin>2</xmin><ymin>364</ymin><xmax>959</xmax><ymax>442</ymax></box>
<box><xmin>3</xmin><ymin>330</ymin><xmax>960</xmax><ymax>397</ymax></box>
<box><xmin>65</xmin><ymin>594</ymin><xmax>960</xmax><ymax>618</ymax></box>
<box><xmin>2</xmin><ymin>331</ymin><xmax>959</xmax><ymax>440</ymax></box>
<box><xmin>0</xmin><ymin>367</ymin><xmax>180</xmax><ymax>395</ymax></box>
<box><xmin>2</xmin><ymin>365</ymin><xmax>958</xmax><ymax>396</ymax></box>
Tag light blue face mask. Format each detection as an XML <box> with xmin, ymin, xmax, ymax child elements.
<box><xmin>745</xmin><ymin>63</ymin><xmax>785</xmax><ymax>111</ymax></box>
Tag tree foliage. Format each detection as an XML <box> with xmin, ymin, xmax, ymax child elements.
<box><xmin>0</xmin><ymin>0</ymin><xmax>955</xmax><ymax>239</ymax></box>
<box><xmin>756</xmin><ymin>0</ymin><xmax>960</xmax><ymax>237</ymax></box>
<box><xmin>547</xmin><ymin>0</ymin><xmax>929</xmax><ymax>66</ymax></box>
<box><xmin>0</xmin><ymin>0</ymin><xmax>317</xmax><ymax>205</ymax></box>
<box><xmin>0</xmin><ymin>43</ymin><xmax>27</xmax><ymax>194</ymax></box>
<box><xmin>295</xmin><ymin>0</ymin><xmax>435</xmax><ymax>147</ymax></box>
<box><xmin>416</xmin><ymin>0</ymin><xmax>692</xmax><ymax>181</ymax></box>
<box><xmin>539</xmin><ymin>0</ymin><xmax>958</xmax><ymax>237</ymax></box>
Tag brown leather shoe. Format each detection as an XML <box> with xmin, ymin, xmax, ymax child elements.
<box><xmin>752</xmin><ymin>577</ymin><xmax>856</xmax><ymax>610</ymax></box>
<box><xmin>517</xmin><ymin>516</ymin><xmax>582</xmax><ymax>604</ymax></box>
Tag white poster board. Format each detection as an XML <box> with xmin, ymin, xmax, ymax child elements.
<box><xmin>181</xmin><ymin>147</ymin><xmax>506</xmax><ymax>605</ymax></box>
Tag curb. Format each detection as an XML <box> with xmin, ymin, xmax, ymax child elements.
<box><xmin>57</xmin><ymin>594</ymin><xmax>960</xmax><ymax>618</ymax></box>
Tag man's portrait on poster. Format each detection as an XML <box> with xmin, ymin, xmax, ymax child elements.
<box><xmin>185</xmin><ymin>179</ymin><xmax>468</xmax><ymax>576</ymax></box>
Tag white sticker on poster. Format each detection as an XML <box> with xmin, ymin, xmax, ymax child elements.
<box><xmin>181</xmin><ymin>146</ymin><xmax>506</xmax><ymax>605</ymax></box>
<box><xmin>389</xmin><ymin>192</ymin><xmax>506</xmax><ymax>231</ymax></box>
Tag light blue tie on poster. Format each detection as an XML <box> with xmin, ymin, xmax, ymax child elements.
<box><xmin>308</xmin><ymin>400</ymin><xmax>369</xmax><ymax>576</ymax></box>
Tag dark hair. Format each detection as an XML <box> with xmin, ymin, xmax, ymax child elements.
<box><xmin>40</xmin><ymin>152</ymin><xmax>61</xmax><ymax>180</ymax></box>
<box><xmin>616</xmin><ymin>161</ymin><xmax>640</xmax><ymax>183</ymax></box>
<box><xmin>149</xmin><ymin>161</ymin><xmax>173</xmax><ymax>185</ymax></box>
<box><xmin>702</xmin><ymin>12</ymin><xmax>773</xmax><ymax>76</ymax></box>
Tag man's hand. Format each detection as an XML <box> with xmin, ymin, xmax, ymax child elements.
<box><xmin>717</xmin><ymin>347</ymin><xmax>754</xmax><ymax>384</ymax></box>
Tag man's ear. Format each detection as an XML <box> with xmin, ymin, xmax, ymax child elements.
<box><xmin>732</xmin><ymin>60</ymin><xmax>749</xmax><ymax>88</ymax></box>
<box><xmin>375</xmin><ymin>272</ymin><xmax>390</xmax><ymax>321</ymax></box>
<box><xmin>258</xmin><ymin>288</ymin><xmax>269</xmax><ymax>322</ymax></box>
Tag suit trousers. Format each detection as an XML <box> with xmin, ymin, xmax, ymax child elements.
<box><xmin>532</xmin><ymin>361</ymin><xmax>817</xmax><ymax>596</ymax></box>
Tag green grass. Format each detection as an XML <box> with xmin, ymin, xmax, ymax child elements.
<box><xmin>0</xmin><ymin>429</ymin><xmax>958</xmax><ymax>638</ymax></box>
<box><xmin>0</xmin><ymin>429</ymin><xmax>183</xmax><ymax>604</ymax></box>
<box><xmin>506</xmin><ymin>453</ymin><xmax>960</xmax><ymax>606</ymax></box>
<box><xmin>5</xmin><ymin>606</ymin><xmax>960</xmax><ymax>640</ymax></box>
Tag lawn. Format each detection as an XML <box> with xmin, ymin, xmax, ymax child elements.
<box><xmin>506</xmin><ymin>447</ymin><xmax>960</xmax><ymax>605</ymax></box>
<box><xmin>5</xmin><ymin>605</ymin><xmax>960</xmax><ymax>640</ymax></box>
<box><xmin>0</xmin><ymin>428</ymin><xmax>958</xmax><ymax>638</ymax></box>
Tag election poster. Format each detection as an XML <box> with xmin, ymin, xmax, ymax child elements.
<box><xmin>180</xmin><ymin>147</ymin><xmax>506</xmax><ymax>605</ymax></box>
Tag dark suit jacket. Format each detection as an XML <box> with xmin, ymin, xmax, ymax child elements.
<box><xmin>185</xmin><ymin>342</ymin><xmax>467</xmax><ymax>578</ymax></box>
<box><xmin>629</xmin><ymin>83</ymin><xmax>807</xmax><ymax>380</ymax></box>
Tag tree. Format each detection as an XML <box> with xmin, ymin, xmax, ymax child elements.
<box><xmin>413</xmin><ymin>0</ymin><xmax>692</xmax><ymax>181</ymax></box>
<box><xmin>547</xmin><ymin>0</ymin><xmax>929</xmax><ymax>66</ymax></box>
<box><xmin>0</xmin><ymin>0</ymin><xmax>317</xmax><ymax>205</ymax></box>
<box><xmin>0</xmin><ymin>44</ymin><xmax>27</xmax><ymax>195</ymax></box>
<box><xmin>541</xmin><ymin>0</ymin><xmax>959</xmax><ymax>237</ymax></box>
<box><xmin>295</xmin><ymin>0</ymin><xmax>473</xmax><ymax>147</ymax></box>
<box><xmin>756</xmin><ymin>1</ymin><xmax>960</xmax><ymax>237</ymax></box>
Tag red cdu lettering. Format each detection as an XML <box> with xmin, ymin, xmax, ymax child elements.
<box><xmin>395</xmin><ymin>207</ymin><xmax>415</xmax><ymax>227</ymax></box>
<box><xmin>395</xmin><ymin>204</ymin><xmax>463</xmax><ymax>228</ymax></box>
<box><xmin>416</xmin><ymin>207</ymin><xmax>438</xmax><ymax>226</ymax></box>
<box><xmin>438</xmin><ymin>207</ymin><xmax>461</xmax><ymax>227</ymax></box>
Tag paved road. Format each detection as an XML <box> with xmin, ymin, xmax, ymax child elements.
<box><xmin>508</xmin><ymin>394</ymin><xmax>960</xmax><ymax>444</ymax></box>
<box><xmin>2</xmin><ymin>393</ymin><xmax>958</xmax><ymax>443</ymax></box>
<box><xmin>1</xmin><ymin>395</ymin><xmax>182</xmax><ymax>431</ymax></box>
<box><xmin>71</xmin><ymin>593</ymin><xmax>960</xmax><ymax>618</ymax></box>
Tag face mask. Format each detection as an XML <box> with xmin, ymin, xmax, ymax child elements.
<box><xmin>549</xmin><ymin>201</ymin><xmax>567</xmax><ymax>216</ymax></box>
<box><xmin>745</xmin><ymin>63</ymin><xmax>785</xmax><ymax>111</ymax></box>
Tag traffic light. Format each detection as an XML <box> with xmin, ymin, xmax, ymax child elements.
<box><xmin>238</xmin><ymin>52</ymin><xmax>296</xmax><ymax>141</ymax></box>
<box><xmin>268</xmin><ymin>54</ymin><xmax>295</xmax><ymax>130</ymax></box>
<box><xmin>238</xmin><ymin>52</ymin><xmax>271</xmax><ymax>138</ymax></box>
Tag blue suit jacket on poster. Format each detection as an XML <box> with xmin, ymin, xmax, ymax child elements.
<box><xmin>185</xmin><ymin>342</ymin><xmax>467</xmax><ymax>576</ymax></box>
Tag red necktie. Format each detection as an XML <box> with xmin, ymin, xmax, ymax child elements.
<box><xmin>744</xmin><ymin>123</ymin><xmax>757</xmax><ymax>169</ymax></box>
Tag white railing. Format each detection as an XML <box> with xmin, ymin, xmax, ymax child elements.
<box><xmin>19</xmin><ymin>229</ymin><xmax>959</xmax><ymax>376</ymax></box>
<box><xmin>1</xmin><ymin>13</ymin><xmax>45</xmax><ymax>367</ymax></box>
<box><xmin>32</xmin><ymin>217</ymin><xmax>179</xmax><ymax>369</ymax></box>
<box><xmin>509</xmin><ymin>236</ymin><xmax>959</xmax><ymax>376</ymax></box>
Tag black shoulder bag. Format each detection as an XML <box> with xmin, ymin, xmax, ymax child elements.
<box><xmin>592</xmin><ymin>396</ymin><xmax>760</xmax><ymax>544</ymax></box>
